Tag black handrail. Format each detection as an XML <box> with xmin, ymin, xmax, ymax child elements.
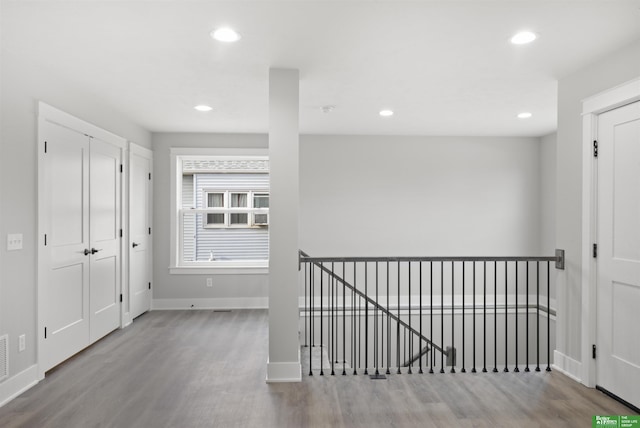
<box><xmin>403</xmin><ymin>345</ymin><xmax>430</xmax><ymax>367</ymax></box>
<box><xmin>301</xmin><ymin>254</ymin><xmax>557</xmax><ymax>263</ymax></box>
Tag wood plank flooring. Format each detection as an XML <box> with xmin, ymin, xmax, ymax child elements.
<box><xmin>0</xmin><ymin>310</ymin><xmax>633</xmax><ymax>427</ymax></box>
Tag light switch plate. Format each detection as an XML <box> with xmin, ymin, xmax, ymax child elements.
<box><xmin>7</xmin><ymin>233</ymin><xmax>23</xmax><ymax>251</ymax></box>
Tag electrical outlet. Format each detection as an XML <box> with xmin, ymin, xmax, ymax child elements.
<box><xmin>206</xmin><ymin>278</ymin><xmax>213</xmax><ymax>287</ymax></box>
<box><xmin>18</xmin><ymin>334</ymin><xmax>26</xmax><ymax>352</ymax></box>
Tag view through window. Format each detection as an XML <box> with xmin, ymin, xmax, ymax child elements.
<box><xmin>174</xmin><ymin>154</ymin><xmax>269</xmax><ymax>269</ymax></box>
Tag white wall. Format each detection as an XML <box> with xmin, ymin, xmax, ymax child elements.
<box><xmin>540</xmin><ymin>132</ymin><xmax>557</xmax><ymax>300</ymax></box>
<box><xmin>555</xmin><ymin>39</ymin><xmax>640</xmax><ymax>365</ymax></box>
<box><xmin>300</xmin><ymin>135</ymin><xmax>544</xmax><ymax>257</ymax></box>
<box><xmin>151</xmin><ymin>133</ymin><xmax>269</xmax><ymax>307</ymax></box>
<box><xmin>153</xmin><ymin>133</ymin><xmax>550</xmax><ymax>308</ymax></box>
<box><xmin>0</xmin><ymin>49</ymin><xmax>151</xmax><ymax>384</ymax></box>
<box><xmin>540</xmin><ymin>132</ymin><xmax>557</xmax><ymax>257</ymax></box>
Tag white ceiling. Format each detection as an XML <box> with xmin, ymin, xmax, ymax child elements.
<box><xmin>3</xmin><ymin>0</ymin><xmax>640</xmax><ymax>137</ymax></box>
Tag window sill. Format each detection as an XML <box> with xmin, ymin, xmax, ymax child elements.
<box><xmin>169</xmin><ymin>265</ymin><xmax>269</xmax><ymax>275</ymax></box>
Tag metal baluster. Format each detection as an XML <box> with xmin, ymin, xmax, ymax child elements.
<box><xmin>451</xmin><ymin>261</ymin><xmax>456</xmax><ymax>373</ymax></box>
<box><xmin>483</xmin><ymin>261</ymin><xmax>487</xmax><ymax>373</ymax></box>
<box><xmin>397</xmin><ymin>261</ymin><xmax>402</xmax><ymax>374</ymax></box>
<box><xmin>493</xmin><ymin>261</ymin><xmax>498</xmax><ymax>373</ymax></box>
<box><xmin>353</xmin><ymin>262</ymin><xmax>358</xmax><ymax>375</ymax></box>
<box><xmin>343</xmin><ymin>262</ymin><xmax>347</xmax><ymax>375</ymax></box>
<box><xmin>504</xmin><ymin>261</ymin><xmax>509</xmax><ymax>372</ymax></box>
<box><xmin>546</xmin><ymin>262</ymin><xmax>551</xmax><ymax>372</ymax></box>
<box><xmin>309</xmin><ymin>263</ymin><xmax>313</xmax><ymax>375</ymax></box>
<box><xmin>525</xmin><ymin>261</ymin><xmax>530</xmax><ymax>372</ymax></box>
<box><xmin>462</xmin><ymin>261</ymin><xmax>466</xmax><ymax>373</ymax></box>
<box><xmin>472</xmin><ymin>262</ymin><xmax>477</xmax><ymax>373</ymax></box>
<box><xmin>441</xmin><ymin>261</ymin><xmax>445</xmax><ymax>373</ymax></box>
<box><xmin>514</xmin><ymin>261</ymin><xmax>519</xmax><ymax>373</ymax></box>
<box><xmin>375</xmin><ymin>262</ymin><xmax>379</xmax><ymax>376</ymax></box>
<box><xmin>357</xmin><ymin>264</ymin><xmax>361</xmax><ymax>374</ymax></box>
<box><xmin>396</xmin><ymin>317</ymin><xmax>401</xmax><ymax>374</ymax></box>
<box><xmin>364</xmin><ymin>262</ymin><xmax>369</xmax><ymax>375</ymax></box>
<box><xmin>381</xmin><ymin>262</ymin><xmax>385</xmax><ymax>372</ymax></box>
<box><xmin>386</xmin><ymin>261</ymin><xmax>391</xmax><ymax>375</ymax></box>
<box><xmin>430</xmin><ymin>262</ymin><xmax>434</xmax><ymax>374</ymax></box>
<box><xmin>320</xmin><ymin>264</ymin><xmax>324</xmax><ymax>376</ymax></box>
<box><xmin>536</xmin><ymin>261</ymin><xmax>540</xmax><ymax>372</ymax></box>
<box><xmin>331</xmin><ymin>262</ymin><xmax>335</xmax><ymax>375</ymax></box>
<box><xmin>419</xmin><ymin>261</ymin><xmax>424</xmax><ymax>374</ymax></box>
<box><xmin>408</xmin><ymin>262</ymin><xmax>412</xmax><ymax>374</ymax></box>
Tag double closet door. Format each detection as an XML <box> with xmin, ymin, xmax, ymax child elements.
<box><xmin>39</xmin><ymin>115</ymin><xmax>123</xmax><ymax>373</ymax></box>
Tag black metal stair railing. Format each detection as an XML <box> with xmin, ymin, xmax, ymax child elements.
<box><xmin>299</xmin><ymin>250</ymin><xmax>558</xmax><ymax>377</ymax></box>
<box><xmin>300</xmin><ymin>251</ymin><xmax>450</xmax><ymax>377</ymax></box>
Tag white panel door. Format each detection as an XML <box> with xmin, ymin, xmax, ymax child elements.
<box><xmin>129</xmin><ymin>147</ymin><xmax>152</xmax><ymax>319</ymax></box>
<box><xmin>41</xmin><ymin>120</ymin><xmax>91</xmax><ymax>371</ymax></box>
<box><xmin>89</xmin><ymin>137</ymin><xmax>122</xmax><ymax>343</ymax></box>
<box><xmin>597</xmin><ymin>100</ymin><xmax>640</xmax><ymax>409</ymax></box>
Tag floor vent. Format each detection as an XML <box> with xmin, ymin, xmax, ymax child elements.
<box><xmin>0</xmin><ymin>335</ymin><xmax>8</xmax><ymax>382</ymax></box>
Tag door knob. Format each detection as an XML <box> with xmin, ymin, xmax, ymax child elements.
<box><xmin>84</xmin><ymin>249</ymin><xmax>91</xmax><ymax>256</ymax></box>
<box><xmin>90</xmin><ymin>248</ymin><xmax>101</xmax><ymax>254</ymax></box>
<box><xmin>132</xmin><ymin>242</ymin><xmax>139</xmax><ymax>248</ymax></box>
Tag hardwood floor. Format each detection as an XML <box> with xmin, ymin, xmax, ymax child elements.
<box><xmin>0</xmin><ymin>310</ymin><xmax>632</xmax><ymax>427</ymax></box>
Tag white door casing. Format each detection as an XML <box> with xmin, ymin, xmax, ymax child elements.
<box><xmin>596</xmin><ymin>101</ymin><xmax>640</xmax><ymax>409</ymax></box>
<box><xmin>129</xmin><ymin>144</ymin><xmax>152</xmax><ymax>319</ymax></box>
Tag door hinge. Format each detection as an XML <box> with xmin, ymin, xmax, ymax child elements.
<box><xmin>592</xmin><ymin>344</ymin><xmax>597</xmax><ymax>359</ymax></box>
<box><xmin>44</xmin><ymin>327</ymin><xmax>48</xmax><ymax>339</ymax></box>
<box><xmin>148</xmin><ymin>282</ymin><xmax>151</xmax><ymax>290</ymax></box>
<box><xmin>120</xmin><ymin>164</ymin><xmax>123</xmax><ymax>173</ymax></box>
<box><xmin>44</xmin><ymin>234</ymin><xmax>47</xmax><ymax>246</ymax></box>
<box><xmin>120</xmin><ymin>294</ymin><xmax>123</xmax><ymax>303</ymax></box>
<box><xmin>148</xmin><ymin>172</ymin><xmax>151</xmax><ymax>180</ymax></box>
<box><xmin>593</xmin><ymin>243</ymin><xmax>598</xmax><ymax>258</ymax></box>
<box><xmin>148</xmin><ymin>227</ymin><xmax>151</xmax><ymax>235</ymax></box>
<box><xmin>593</xmin><ymin>140</ymin><xmax>598</xmax><ymax>158</ymax></box>
<box><xmin>44</xmin><ymin>141</ymin><xmax>48</xmax><ymax>153</ymax></box>
<box><xmin>120</xmin><ymin>229</ymin><xmax>123</xmax><ymax>238</ymax></box>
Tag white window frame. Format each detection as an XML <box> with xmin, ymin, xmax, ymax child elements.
<box><xmin>202</xmin><ymin>190</ymin><xmax>269</xmax><ymax>229</ymax></box>
<box><xmin>170</xmin><ymin>148</ymin><xmax>269</xmax><ymax>274</ymax></box>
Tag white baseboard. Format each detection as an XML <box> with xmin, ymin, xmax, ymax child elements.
<box><xmin>552</xmin><ymin>350</ymin><xmax>582</xmax><ymax>383</ymax></box>
<box><xmin>0</xmin><ymin>364</ymin><xmax>39</xmax><ymax>408</ymax></box>
<box><xmin>266</xmin><ymin>350</ymin><xmax>302</xmax><ymax>383</ymax></box>
<box><xmin>152</xmin><ymin>297</ymin><xmax>268</xmax><ymax>310</ymax></box>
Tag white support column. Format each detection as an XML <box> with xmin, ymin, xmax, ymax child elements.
<box><xmin>266</xmin><ymin>68</ymin><xmax>301</xmax><ymax>382</ymax></box>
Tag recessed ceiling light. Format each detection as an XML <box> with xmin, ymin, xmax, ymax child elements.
<box><xmin>194</xmin><ymin>105</ymin><xmax>213</xmax><ymax>112</ymax></box>
<box><xmin>517</xmin><ymin>112</ymin><xmax>533</xmax><ymax>119</ymax></box>
<box><xmin>211</xmin><ymin>27</ymin><xmax>241</xmax><ymax>43</ymax></box>
<box><xmin>379</xmin><ymin>109</ymin><xmax>394</xmax><ymax>117</ymax></box>
<box><xmin>511</xmin><ymin>31</ymin><xmax>537</xmax><ymax>45</ymax></box>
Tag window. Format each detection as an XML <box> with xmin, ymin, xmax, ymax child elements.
<box><xmin>170</xmin><ymin>148</ymin><xmax>269</xmax><ymax>273</ymax></box>
<box><xmin>203</xmin><ymin>190</ymin><xmax>269</xmax><ymax>228</ymax></box>
<box><xmin>206</xmin><ymin>192</ymin><xmax>225</xmax><ymax>226</ymax></box>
